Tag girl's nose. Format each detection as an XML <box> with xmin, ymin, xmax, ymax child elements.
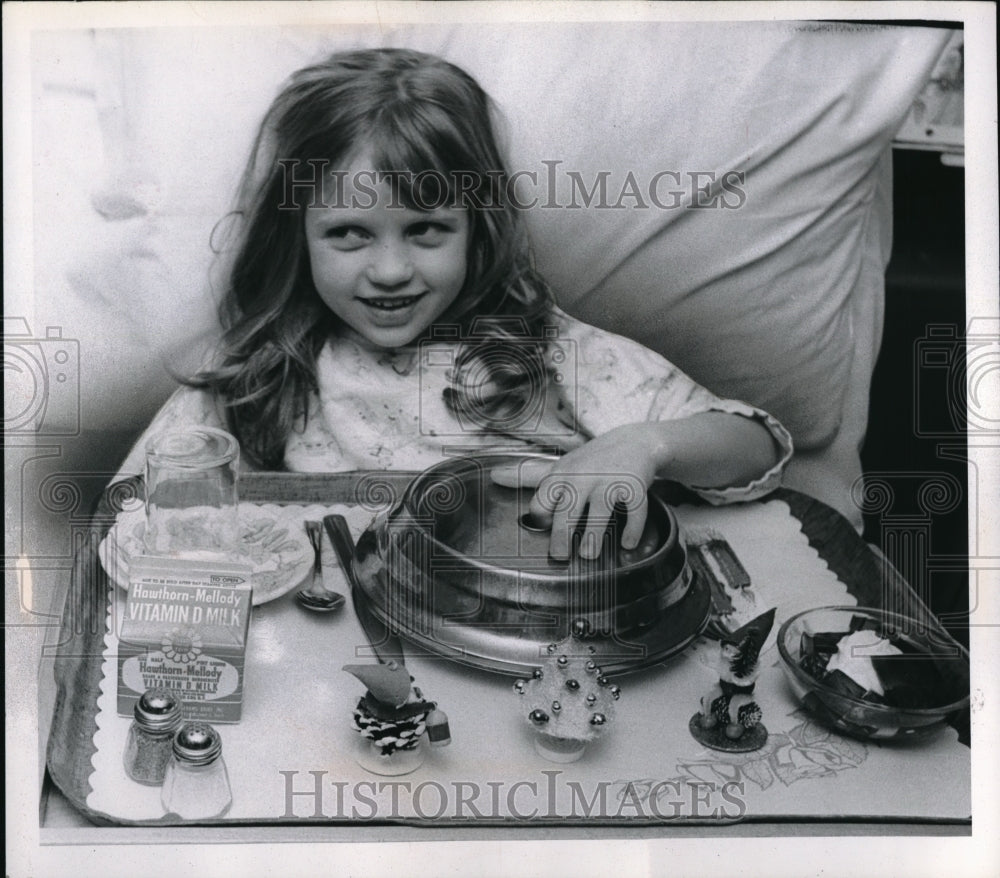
<box><xmin>366</xmin><ymin>242</ymin><xmax>414</xmax><ymax>287</ymax></box>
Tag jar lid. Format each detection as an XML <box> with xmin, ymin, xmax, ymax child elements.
<box><xmin>145</xmin><ymin>427</ymin><xmax>239</xmax><ymax>469</ymax></box>
<box><xmin>173</xmin><ymin>721</ymin><xmax>223</xmax><ymax>765</ymax></box>
<box><xmin>134</xmin><ymin>688</ymin><xmax>182</xmax><ymax>732</ymax></box>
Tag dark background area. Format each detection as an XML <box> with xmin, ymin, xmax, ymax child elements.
<box><xmin>861</xmin><ymin>147</ymin><xmax>968</xmax><ymax>646</ymax></box>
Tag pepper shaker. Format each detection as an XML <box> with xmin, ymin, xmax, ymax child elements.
<box><xmin>161</xmin><ymin>722</ymin><xmax>232</xmax><ymax>819</ymax></box>
<box><xmin>123</xmin><ymin>688</ymin><xmax>183</xmax><ymax>785</ymax></box>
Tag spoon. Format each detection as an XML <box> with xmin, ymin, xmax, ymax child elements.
<box><xmin>295</xmin><ymin>519</ymin><xmax>346</xmax><ymax>613</ymax></box>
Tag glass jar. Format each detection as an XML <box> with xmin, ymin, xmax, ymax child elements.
<box><xmin>161</xmin><ymin>722</ymin><xmax>232</xmax><ymax>820</ymax></box>
<box><xmin>123</xmin><ymin>688</ymin><xmax>183</xmax><ymax>785</ymax></box>
<box><xmin>144</xmin><ymin>426</ymin><xmax>240</xmax><ymax>557</ymax></box>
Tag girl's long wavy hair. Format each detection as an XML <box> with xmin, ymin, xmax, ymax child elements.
<box><xmin>193</xmin><ymin>47</ymin><xmax>554</xmax><ymax>468</ymax></box>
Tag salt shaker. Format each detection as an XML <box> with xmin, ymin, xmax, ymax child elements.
<box><xmin>123</xmin><ymin>688</ymin><xmax>183</xmax><ymax>785</ymax></box>
<box><xmin>161</xmin><ymin>722</ymin><xmax>232</xmax><ymax>819</ymax></box>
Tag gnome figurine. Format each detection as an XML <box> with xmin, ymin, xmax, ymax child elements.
<box><xmin>690</xmin><ymin>608</ymin><xmax>776</xmax><ymax>752</ymax></box>
<box><xmin>343</xmin><ymin>661</ymin><xmax>450</xmax><ymax>776</ymax></box>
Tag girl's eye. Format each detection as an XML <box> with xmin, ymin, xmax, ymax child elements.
<box><xmin>408</xmin><ymin>222</ymin><xmax>450</xmax><ymax>246</ymax></box>
<box><xmin>324</xmin><ymin>226</ymin><xmax>371</xmax><ymax>247</ymax></box>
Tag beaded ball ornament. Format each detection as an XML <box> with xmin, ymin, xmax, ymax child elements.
<box><xmin>513</xmin><ymin>619</ymin><xmax>621</xmax><ymax>762</ymax></box>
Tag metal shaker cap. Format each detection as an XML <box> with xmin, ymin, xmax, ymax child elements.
<box><xmin>134</xmin><ymin>688</ymin><xmax>183</xmax><ymax>733</ymax></box>
<box><xmin>172</xmin><ymin>721</ymin><xmax>223</xmax><ymax>766</ymax></box>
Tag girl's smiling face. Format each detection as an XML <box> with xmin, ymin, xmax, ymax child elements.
<box><xmin>304</xmin><ymin>152</ymin><xmax>470</xmax><ymax>350</ymax></box>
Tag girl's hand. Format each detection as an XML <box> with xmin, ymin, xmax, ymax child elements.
<box><xmin>491</xmin><ymin>412</ymin><xmax>782</xmax><ymax>560</ymax></box>
<box><xmin>491</xmin><ymin>424</ymin><xmax>661</xmax><ymax>560</ymax></box>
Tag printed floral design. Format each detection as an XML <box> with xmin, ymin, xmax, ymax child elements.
<box><xmin>161</xmin><ymin>627</ymin><xmax>202</xmax><ymax>663</ymax></box>
<box><xmin>614</xmin><ymin>713</ymin><xmax>868</xmax><ymax>816</ymax></box>
<box><xmin>704</xmin><ymin>714</ymin><xmax>867</xmax><ymax>791</ymax></box>
<box><xmin>239</xmin><ymin>517</ymin><xmax>304</xmax><ymax>562</ymax></box>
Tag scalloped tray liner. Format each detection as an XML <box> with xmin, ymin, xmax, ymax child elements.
<box><xmin>85</xmin><ymin>500</ymin><xmax>971</xmax><ymax>824</ymax></box>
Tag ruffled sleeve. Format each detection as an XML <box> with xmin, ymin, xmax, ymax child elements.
<box><xmin>548</xmin><ymin>307</ymin><xmax>793</xmax><ymax>503</ymax></box>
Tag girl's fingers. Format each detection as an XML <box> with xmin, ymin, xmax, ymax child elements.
<box><xmin>527</xmin><ymin>476</ymin><xmax>566</xmax><ymax>559</ymax></box>
<box><xmin>620</xmin><ymin>494</ymin><xmax>650</xmax><ymax>551</ymax></box>
<box><xmin>570</xmin><ymin>478</ymin><xmax>650</xmax><ymax>559</ymax></box>
<box><xmin>489</xmin><ymin>458</ymin><xmax>554</xmax><ymax>489</ymax></box>
<box><xmin>602</xmin><ymin>475</ymin><xmax>648</xmax><ymax>551</ymax></box>
<box><xmin>526</xmin><ymin>495</ymin><xmax>553</xmax><ymax>529</ymax></box>
<box><xmin>547</xmin><ymin>507</ymin><xmax>573</xmax><ymax>561</ymax></box>
<box><xmin>578</xmin><ymin>492</ymin><xmax>613</xmax><ymax>560</ymax></box>
<box><xmin>532</xmin><ymin>474</ymin><xmax>584</xmax><ymax>560</ymax></box>
<box><xmin>495</xmin><ymin>462</ymin><xmax>650</xmax><ymax>560</ymax></box>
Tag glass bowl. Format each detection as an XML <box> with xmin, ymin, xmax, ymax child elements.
<box><xmin>777</xmin><ymin>606</ymin><xmax>969</xmax><ymax>742</ymax></box>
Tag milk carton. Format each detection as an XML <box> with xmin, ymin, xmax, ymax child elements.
<box><xmin>117</xmin><ymin>556</ymin><xmax>252</xmax><ymax>723</ymax></box>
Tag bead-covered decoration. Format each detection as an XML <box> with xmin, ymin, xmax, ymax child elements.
<box><xmin>518</xmin><ymin>633</ymin><xmax>620</xmax><ymax>762</ymax></box>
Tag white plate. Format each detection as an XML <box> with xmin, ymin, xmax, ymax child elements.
<box><xmin>98</xmin><ymin>503</ymin><xmax>316</xmax><ymax>605</ymax></box>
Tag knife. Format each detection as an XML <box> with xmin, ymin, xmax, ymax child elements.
<box><xmin>323</xmin><ymin>513</ymin><xmax>406</xmax><ymax>665</ymax></box>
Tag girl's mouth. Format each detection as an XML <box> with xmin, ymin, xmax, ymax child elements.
<box><xmin>360</xmin><ymin>293</ymin><xmax>426</xmax><ymax>311</ymax></box>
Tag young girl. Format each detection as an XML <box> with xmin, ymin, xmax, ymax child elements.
<box><xmin>116</xmin><ymin>47</ymin><xmax>792</xmax><ymax>560</ymax></box>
